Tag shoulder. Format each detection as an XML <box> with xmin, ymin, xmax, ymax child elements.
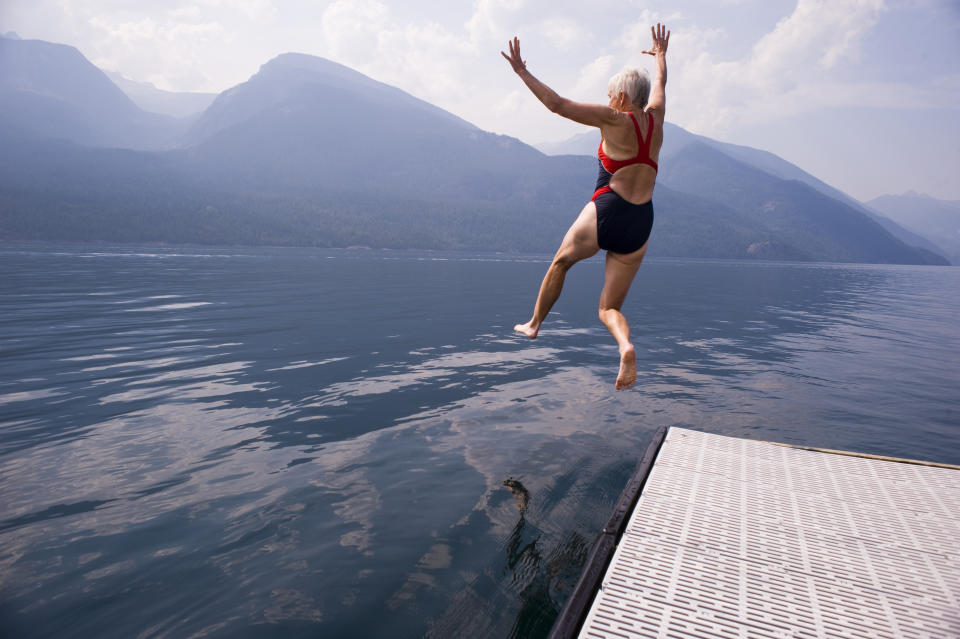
<box><xmin>645</xmin><ymin>106</ymin><xmax>665</xmax><ymax>127</ymax></box>
<box><xmin>599</xmin><ymin>110</ymin><xmax>640</xmax><ymax>140</ymax></box>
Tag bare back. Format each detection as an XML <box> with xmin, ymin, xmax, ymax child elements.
<box><xmin>599</xmin><ymin>109</ymin><xmax>663</xmax><ymax>204</ymax></box>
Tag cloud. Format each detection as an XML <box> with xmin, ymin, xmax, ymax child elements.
<box><xmin>466</xmin><ymin>0</ymin><xmax>525</xmax><ymax>43</ymax></box>
<box><xmin>752</xmin><ymin>0</ymin><xmax>884</xmax><ymax>73</ymax></box>
<box><xmin>320</xmin><ymin>0</ymin><xmax>479</xmax><ymax>105</ymax></box>
<box><xmin>84</xmin><ymin>12</ymin><xmax>226</xmax><ymax>91</ymax></box>
<box><xmin>491</xmin><ymin>89</ymin><xmax>526</xmax><ymax>116</ymax></box>
<box><xmin>320</xmin><ymin>0</ymin><xmax>390</xmax><ymax>64</ymax></box>
<box><xmin>665</xmin><ymin>0</ymin><xmax>889</xmax><ymax>134</ymax></box>
<box><xmin>539</xmin><ymin>17</ymin><xmax>584</xmax><ymax>51</ymax></box>
<box><xmin>615</xmin><ymin>9</ymin><xmax>685</xmax><ymax>55</ymax></box>
<box><xmin>570</xmin><ymin>54</ymin><xmax>615</xmax><ymax>100</ymax></box>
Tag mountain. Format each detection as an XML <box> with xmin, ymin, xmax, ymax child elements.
<box><xmin>658</xmin><ymin>144</ymin><xmax>945</xmax><ymax>264</ymax></box>
<box><xmin>0</xmin><ymin>37</ymin><xmax>948</xmax><ymax>264</ymax></box>
<box><xmin>860</xmin><ymin>208</ymin><xmax>949</xmax><ymax>262</ymax></box>
<box><xmin>0</xmin><ymin>50</ymin><xmax>596</xmax><ymax>251</ymax></box>
<box><xmin>0</xmin><ymin>35</ymin><xmax>185</xmax><ymax>149</ymax></box>
<box><xmin>180</xmin><ymin>53</ymin><xmax>587</xmax><ymax>207</ymax></box>
<box><xmin>0</xmin><ymin>130</ymin><xmax>597</xmax><ymax>251</ymax></box>
<box><xmin>106</xmin><ymin>71</ymin><xmax>216</xmax><ymax>119</ymax></box>
<box><xmin>867</xmin><ymin>193</ymin><xmax>960</xmax><ymax>264</ymax></box>
<box><xmin>188</xmin><ymin>53</ymin><xmax>475</xmax><ymax>144</ymax></box>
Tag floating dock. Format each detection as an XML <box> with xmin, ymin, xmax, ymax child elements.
<box><xmin>550</xmin><ymin>427</ymin><xmax>960</xmax><ymax>639</ymax></box>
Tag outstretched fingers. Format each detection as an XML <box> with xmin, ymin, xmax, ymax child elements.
<box><xmin>643</xmin><ymin>23</ymin><xmax>670</xmax><ymax>55</ymax></box>
<box><xmin>500</xmin><ymin>36</ymin><xmax>527</xmax><ymax>73</ymax></box>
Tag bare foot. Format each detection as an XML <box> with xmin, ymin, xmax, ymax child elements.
<box><xmin>514</xmin><ymin>321</ymin><xmax>539</xmax><ymax>339</ymax></box>
<box><xmin>616</xmin><ymin>345</ymin><xmax>636</xmax><ymax>390</ymax></box>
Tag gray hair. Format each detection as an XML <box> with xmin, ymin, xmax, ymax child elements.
<box><xmin>608</xmin><ymin>67</ymin><xmax>650</xmax><ymax>109</ymax></box>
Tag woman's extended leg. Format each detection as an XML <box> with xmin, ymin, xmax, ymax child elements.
<box><xmin>515</xmin><ymin>201</ymin><xmax>600</xmax><ymax>338</ymax></box>
<box><xmin>598</xmin><ymin>242</ymin><xmax>648</xmax><ymax>389</ymax></box>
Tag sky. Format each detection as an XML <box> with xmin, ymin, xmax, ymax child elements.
<box><xmin>2</xmin><ymin>0</ymin><xmax>959</xmax><ymax>202</ymax></box>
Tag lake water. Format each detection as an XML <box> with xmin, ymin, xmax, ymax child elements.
<box><xmin>1</xmin><ymin>243</ymin><xmax>958</xmax><ymax>638</ymax></box>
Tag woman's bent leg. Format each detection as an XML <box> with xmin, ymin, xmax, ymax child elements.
<box><xmin>598</xmin><ymin>242</ymin><xmax>648</xmax><ymax>389</ymax></box>
<box><xmin>515</xmin><ymin>202</ymin><xmax>600</xmax><ymax>338</ymax></box>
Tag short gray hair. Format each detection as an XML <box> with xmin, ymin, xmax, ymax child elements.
<box><xmin>608</xmin><ymin>67</ymin><xmax>650</xmax><ymax>109</ymax></box>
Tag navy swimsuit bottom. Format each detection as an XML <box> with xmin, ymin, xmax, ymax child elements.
<box><xmin>594</xmin><ymin>190</ymin><xmax>654</xmax><ymax>254</ymax></box>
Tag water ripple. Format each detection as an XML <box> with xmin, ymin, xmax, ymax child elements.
<box><xmin>1</xmin><ymin>245</ymin><xmax>958</xmax><ymax>639</ymax></box>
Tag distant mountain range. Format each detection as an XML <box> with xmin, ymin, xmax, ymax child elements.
<box><xmin>0</xmin><ymin>34</ymin><xmax>950</xmax><ymax>265</ymax></box>
<box><xmin>105</xmin><ymin>71</ymin><xmax>216</xmax><ymax>119</ymax></box>
<box><xmin>0</xmin><ymin>36</ymin><xmax>186</xmax><ymax>150</ymax></box>
<box><xmin>867</xmin><ymin>192</ymin><xmax>960</xmax><ymax>265</ymax></box>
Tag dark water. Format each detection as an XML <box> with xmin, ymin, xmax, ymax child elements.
<box><xmin>1</xmin><ymin>243</ymin><xmax>958</xmax><ymax>638</ymax></box>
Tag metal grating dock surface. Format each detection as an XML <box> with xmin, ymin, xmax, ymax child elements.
<box><xmin>577</xmin><ymin>428</ymin><xmax>960</xmax><ymax>639</ymax></box>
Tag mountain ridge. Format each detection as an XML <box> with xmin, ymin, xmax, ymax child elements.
<box><xmin>0</xmin><ymin>35</ymin><xmax>947</xmax><ymax>265</ymax></box>
<box><xmin>188</xmin><ymin>52</ymin><xmax>478</xmax><ymax>146</ymax></box>
<box><xmin>105</xmin><ymin>71</ymin><xmax>216</xmax><ymax>119</ymax></box>
<box><xmin>867</xmin><ymin>192</ymin><xmax>960</xmax><ymax>264</ymax></box>
<box><xmin>661</xmin><ymin>143</ymin><xmax>944</xmax><ymax>264</ymax></box>
<box><xmin>0</xmin><ymin>35</ymin><xmax>186</xmax><ymax>149</ymax></box>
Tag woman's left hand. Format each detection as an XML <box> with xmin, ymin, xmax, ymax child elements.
<box><xmin>501</xmin><ymin>37</ymin><xmax>527</xmax><ymax>74</ymax></box>
<box><xmin>642</xmin><ymin>23</ymin><xmax>670</xmax><ymax>57</ymax></box>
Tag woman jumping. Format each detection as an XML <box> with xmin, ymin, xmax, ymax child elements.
<box><xmin>501</xmin><ymin>23</ymin><xmax>669</xmax><ymax>390</ymax></box>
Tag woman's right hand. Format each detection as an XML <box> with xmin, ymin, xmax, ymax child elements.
<box><xmin>501</xmin><ymin>37</ymin><xmax>527</xmax><ymax>74</ymax></box>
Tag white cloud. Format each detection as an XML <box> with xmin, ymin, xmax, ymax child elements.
<box><xmin>615</xmin><ymin>9</ymin><xmax>685</xmax><ymax>54</ymax></box>
<box><xmin>539</xmin><ymin>17</ymin><xmax>584</xmax><ymax>51</ymax></box>
<box><xmin>570</xmin><ymin>54</ymin><xmax>615</xmax><ymax>100</ymax></box>
<box><xmin>666</xmin><ymin>0</ymin><xmax>889</xmax><ymax>134</ymax></box>
<box><xmin>751</xmin><ymin>0</ymin><xmax>884</xmax><ymax>74</ymax></box>
<box><xmin>492</xmin><ymin>89</ymin><xmax>526</xmax><ymax>116</ymax></box>
<box><xmin>320</xmin><ymin>0</ymin><xmax>390</xmax><ymax>65</ymax></box>
<box><xmin>233</xmin><ymin>0</ymin><xmax>278</xmax><ymax>21</ymax></box>
<box><xmin>319</xmin><ymin>0</ymin><xmax>480</xmax><ymax>106</ymax></box>
<box><xmin>466</xmin><ymin>0</ymin><xmax>525</xmax><ymax>43</ymax></box>
<box><xmin>84</xmin><ymin>13</ymin><xmax>226</xmax><ymax>90</ymax></box>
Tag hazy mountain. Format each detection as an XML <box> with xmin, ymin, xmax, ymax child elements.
<box><xmin>0</xmin><ymin>132</ymin><xmax>595</xmax><ymax>252</ymax></box>
<box><xmin>189</xmin><ymin>53</ymin><xmax>476</xmax><ymax>144</ymax></box>
<box><xmin>860</xmin><ymin>208</ymin><xmax>949</xmax><ymax>262</ymax></box>
<box><xmin>0</xmin><ymin>35</ymin><xmax>186</xmax><ymax>149</ymax></box>
<box><xmin>659</xmin><ymin>144</ymin><xmax>946</xmax><ymax>264</ymax></box>
<box><xmin>0</xmin><ymin>38</ymin><xmax>947</xmax><ymax>264</ymax></box>
<box><xmin>182</xmin><ymin>52</ymin><xmax>590</xmax><ymax>209</ymax></box>
<box><xmin>106</xmin><ymin>71</ymin><xmax>216</xmax><ymax>119</ymax></box>
<box><xmin>868</xmin><ymin>192</ymin><xmax>960</xmax><ymax>264</ymax></box>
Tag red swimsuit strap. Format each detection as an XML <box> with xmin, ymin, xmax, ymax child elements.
<box><xmin>598</xmin><ymin>112</ymin><xmax>658</xmax><ymax>173</ymax></box>
<box><xmin>630</xmin><ymin>112</ymin><xmax>645</xmax><ymax>149</ymax></box>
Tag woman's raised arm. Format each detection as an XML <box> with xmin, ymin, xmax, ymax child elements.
<box><xmin>642</xmin><ymin>24</ymin><xmax>669</xmax><ymax>120</ymax></box>
<box><xmin>501</xmin><ymin>37</ymin><xmax>619</xmax><ymax>128</ymax></box>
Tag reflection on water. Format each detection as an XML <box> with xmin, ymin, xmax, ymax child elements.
<box><xmin>0</xmin><ymin>244</ymin><xmax>958</xmax><ymax>638</ymax></box>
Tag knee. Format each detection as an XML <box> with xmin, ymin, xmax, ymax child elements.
<box><xmin>551</xmin><ymin>254</ymin><xmax>575</xmax><ymax>271</ymax></box>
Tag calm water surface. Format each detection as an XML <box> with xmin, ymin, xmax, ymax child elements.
<box><xmin>1</xmin><ymin>243</ymin><xmax>958</xmax><ymax>638</ymax></box>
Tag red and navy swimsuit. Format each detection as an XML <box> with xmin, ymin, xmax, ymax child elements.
<box><xmin>592</xmin><ymin>112</ymin><xmax>657</xmax><ymax>254</ymax></box>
